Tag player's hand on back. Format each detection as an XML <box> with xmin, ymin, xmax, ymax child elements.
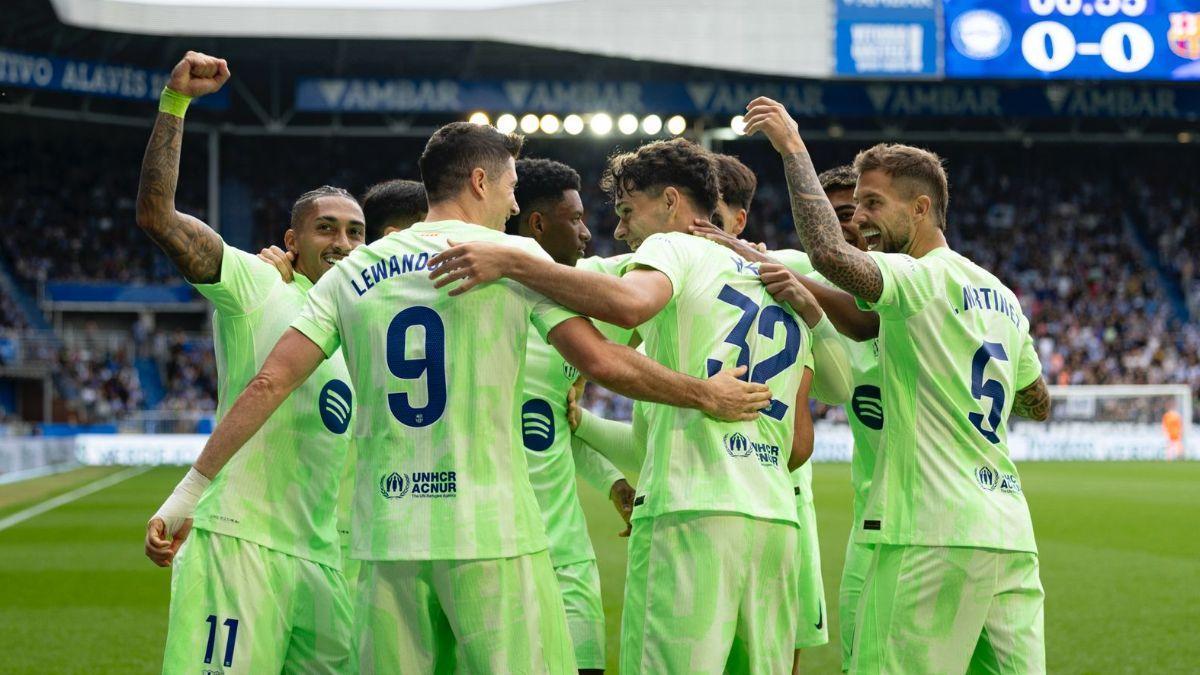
<box><xmin>743</xmin><ymin>97</ymin><xmax>805</xmax><ymax>156</ymax></box>
<box><xmin>689</xmin><ymin>219</ymin><xmax>774</xmax><ymax>264</ymax></box>
<box><xmin>703</xmin><ymin>365</ymin><xmax>772</xmax><ymax>422</ymax></box>
<box><xmin>257</xmin><ymin>245</ymin><xmax>295</xmax><ymax>283</ymax></box>
<box><xmin>760</xmin><ymin>263</ymin><xmax>823</xmax><ymax>328</ymax></box>
<box><xmin>566</xmin><ymin>379</ymin><xmax>585</xmax><ymax>431</ymax></box>
<box><xmin>609</xmin><ymin>478</ymin><xmax>637</xmax><ymax>537</ymax></box>
<box><xmin>429</xmin><ymin>240</ymin><xmax>520</xmax><ymax>296</ymax></box>
<box><xmin>145</xmin><ymin>516</ymin><xmax>192</xmax><ymax>567</ymax></box>
<box><xmin>168</xmin><ymin>51</ymin><xmax>231</xmax><ymax>98</ymax></box>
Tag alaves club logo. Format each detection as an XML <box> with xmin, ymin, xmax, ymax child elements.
<box><xmin>723</xmin><ymin>432</ymin><xmax>752</xmax><ymax>458</ymax></box>
<box><xmin>319</xmin><ymin>379</ymin><xmax>353</xmax><ymax>434</ymax></box>
<box><xmin>563</xmin><ymin>361</ymin><xmax>579</xmax><ymax>381</ymax></box>
<box><xmin>380</xmin><ymin>472</ymin><xmax>410</xmax><ymax>499</ymax></box>
<box><xmin>851</xmin><ymin>385</ymin><xmax>884</xmax><ymax>431</ymax></box>
<box><xmin>521</xmin><ymin>399</ymin><xmax>555</xmax><ymax>452</ymax></box>
<box><xmin>976</xmin><ymin>465</ymin><xmax>998</xmax><ymax>492</ymax></box>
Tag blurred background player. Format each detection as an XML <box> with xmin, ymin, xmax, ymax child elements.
<box><xmin>429</xmin><ymin>137</ymin><xmax>816</xmax><ymax>673</ymax></box>
<box><xmin>507</xmin><ymin>157</ymin><xmax>635</xmax><ymax>674</ymax></box>
<box><xmin>1163</xmin><ymin>401</ymin><xmax>1184</xmax><ymax>460</ymax></box>
<box><xmin>747</xmin><ymin>96</ymin><xmax>1052</xmax><ymax>674</ymax></box>
<box><xmin>165</xmin><ymin>121</ymin><xmax>772</xmax><ymax>673</ymax></box>
<box><xmin>140</xmin><ymin>52</ymin><xmax>363</xmax><ymax>673</ymax></box>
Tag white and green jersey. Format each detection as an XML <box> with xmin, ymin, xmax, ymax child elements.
<box><xmin>622</xmin><ymin>232</ymin><xmax>812</xmax><ymax>525</ymax></box>
<box><xmin>792</xmin><ymin>258</ymin><xmax>884</xmax><ymax>522</ymax></box>
<box><xmin>192</xmin><ymin>243</ymin><xmax>354</xmax><ymax>569</ymax></box>
<box><xmin>291</xmin><ymin>220</ymin><xmax>577</xmax><ymax>561</ymax></box>
<box><xmin>522</xmin><ymin>327</ymin><xmax>619</xmax><ymax>567</ymax></box>
<box><xmin>856</xmin><ymin>247</ymin><xmax>1042</xmax><ymax>553</ymax></box>
<box><xmin>577</xmin><ymin>254</ymin><xmax>636</xmax><ymax>346</ymax></box>
<box><xmin>772</xmin><ymin>248</ymin><xmax>816</xmax><ymax>277</ymax></box>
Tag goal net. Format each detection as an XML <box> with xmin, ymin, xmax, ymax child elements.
<box><xmin>1009</xmin><ymin>385</ymin><xmax>1193</xmax><ymax>461</ymax></box>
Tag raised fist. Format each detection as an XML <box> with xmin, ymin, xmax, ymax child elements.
<box><xmin>167</xmin><ymin>51</ymin><xmax>231</xmax><ymax>98</ymax></box>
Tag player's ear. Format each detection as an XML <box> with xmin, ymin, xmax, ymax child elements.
<box><xmin>469</xmin><ymin>167</ymin><xmax>488</xmax><ymax>200</ymax></box>
<box><xmin>528</xmin><ymin>211</ymin><xmax>545</xmax><ymax>237</ymax></box>
<box><xmin>913</xmin><ymin>194</ymin><xmax>932</xmax><ymax>221</ymax></box>
<box><xmin>663</xmin><ymin>186</ymin><xmax>679</xmax><ymax>213</ymax></box>
<box><xmin>283</xmin><ymin>228</ymin><xmax>298</xmax><ymax>254</ymax></box>
<box><xmin>731</xmin><ymin>209</ymin><xmax>748</xmax><ymax>237</ymax></box>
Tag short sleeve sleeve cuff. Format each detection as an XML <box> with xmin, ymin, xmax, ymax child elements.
<box><xmin>291</xmin><ymin>315</ymin><xmax>339</xmax><ymax>358</ymax></box>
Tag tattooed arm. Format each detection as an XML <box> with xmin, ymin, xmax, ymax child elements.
<box><xmin>1012</xmin><ymin>377</ymin><xmax>1051</xmax><ymax>421</ymax></box>
<box><xmin>135</xmin><ymin>52</ymin><xmax>231</xmax><ymax>284</ymax></box>
<box><xmin>742</xmin><ymin>97</ymin><xmax>884</xmax><ymax>304</ymax></box>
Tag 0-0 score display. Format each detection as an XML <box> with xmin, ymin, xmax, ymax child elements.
<box><xmin>945</xmin><ymin>0</ymin><xmax>1200</xmax><ymax>80</ymax></box>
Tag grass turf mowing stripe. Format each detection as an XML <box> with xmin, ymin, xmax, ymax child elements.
<box><xmin>0</xmin><ymin>466</ymin><xmax>150</xmax><ymax>532</ymax></box>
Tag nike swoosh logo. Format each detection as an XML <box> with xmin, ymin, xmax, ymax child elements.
<box><xmin>815</xmin><ymin>603</ymin><xmax>824</xmax><ymax>630</ymax></box>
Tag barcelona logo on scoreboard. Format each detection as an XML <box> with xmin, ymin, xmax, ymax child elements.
<box><xmin>1168</xmin><ymin>12</ymin><xmax>1200</xmax><ymax>61</ymax></box>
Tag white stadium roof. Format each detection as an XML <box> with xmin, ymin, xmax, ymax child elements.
<box><xmin>49</xmin><ymin>0</ymin><xmax>832</xmax><ymax>78</ymax></box>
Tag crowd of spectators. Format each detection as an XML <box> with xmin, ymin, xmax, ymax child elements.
<box><xmin>2</xmin><ymin>129</ymin><xmax>1197</xmax><ymax>423</ymax></box>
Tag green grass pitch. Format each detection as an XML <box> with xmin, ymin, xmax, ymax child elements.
<box><xmin>0</xmin><ymin>462</ymin><xmax>1197</xmax><ymax>673</ymax></box>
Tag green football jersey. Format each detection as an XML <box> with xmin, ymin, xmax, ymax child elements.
<box><xmin>802</xmin><ymin>268</ymin><xmax>883</xmax><ymax>522</ymax></box>
<box><xmin>192</xmin><ymin>244</ymin><xmax>355</xmax><ymax>568</ymax></box>
<box><xmin>291</xmin><ymin>220</ymin><xmax>578</xmax><ymax>561</ymax></box>
<box><xmin>621</xmin><ymin>232</ymin><xmax>812</xmax><ymax>525</ymax></box>
<box><xmin>856</xmin><ymin>247</ymin><xmax>1042</xmax><ymax>553</ymax></box>
<box><xmin>521</xmin><ymin>327</ymin><xmax>601</xmax><ymax>567</ymax></box>
<box><xmin>772</xmin><ymin>248</ymin><xmax>815</xmax><ymax>276</ymax></box>
<box><xmin>576</xmin><ymin>254</ymin><xmax>636</xmax><ymax>346</ymax></box>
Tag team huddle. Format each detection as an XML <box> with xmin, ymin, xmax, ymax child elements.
<box><xmin>141</xmin><ymin>51</ymin><xmax>1051</xmax><ymax>674</ymax></box>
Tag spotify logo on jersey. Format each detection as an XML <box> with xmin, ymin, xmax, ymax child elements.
<box><xmin>319</xmin><ymin>379</ymin><xmax>353</xmax><ymax>434</ymax></box>
<box><xmin>851</xmin><ymin>385</ymin><xmax>884</xmax><ymax>431</ymax></box>
<box><xmin>521</xmin><ymin>399</ymin><xmax>555</xmax><ymax>451</ymax></box>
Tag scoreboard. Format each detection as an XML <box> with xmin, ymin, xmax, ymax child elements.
<box><xmin>944</xmin><ymin>0</ymin><xmax>1200</xmax><ymax>80</ymax></box>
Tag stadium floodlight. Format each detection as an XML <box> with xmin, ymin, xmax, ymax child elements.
<box><xmin>618</xmin><ymin>114</ymin><xmax>639</xmax><ymax>135</ymax></box>
<box><xmin>730</xmin><ymin>115</ymin><xmax>746</xmax><ymax>136</ymax></box>
<box><xmin>540</xmin><ymin>114</ymin><xmax>561</xmax><ymax>134</ymax></box>
<box><xmin>520</xmin><ymin>114</ymin><xmax>540</xmax><ymax>134</ymax></box>
<box><xmin>590</xmin><ymin>113</ymin><xmax>614</xmax><ymax>136</ymax></box>
<box><xmin>564</xmin><ymin>114</ymin><xmax>585</xmax><ymax>135</ymax></box>
<box><xmin>1179</xmin><ymin>131</ymin><xmax>1193</xmax><ymax>144</ymax></box>
<box><xmin>468</xmin><ymin>111</ymin><xmax>490</xmax><ymax>126</ymax></box>
<box><xmin>666</xmin><ymin>115</ymin><xmax>687</xmax><ymax>135</ymax></box>
<box><xmin>642</xmin><ymin>114</ymin><xmax>663</xmax><ymax>135</ymax></box>
<box><xmin>496</xmin><ymin>114</ymin><xmax>518</xmax><ymax>134</ymax></box>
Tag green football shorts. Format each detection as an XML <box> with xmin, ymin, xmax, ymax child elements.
<box><xmin>838</xmin><ymin>536</ymin><xmax>874</xmax><ymax>671</ymax></box>
<box><xmin>355</xmin><ymin>549</ymin><xmax>575</xmax><ymax>673</ymax></box>
<box><xmin>555</xmin><ymin>559</ymin><xmax>606</xmax><ymax>670</ymax></box>
<box><xmin>794</xmin><ymin>494</ymin><xmax>829</xmax><ymax>650</ymax></box>
<box><xmin>162</xmin><ymin>528</ymin><xmax>354</xmax><ymax>674</ymax></box>
<box><xmin>621</xmin><ymin>511</ymin><xmax>799</xmax><ymax>675</ymax></box>
<box><xmin>851</xmin><ymin>544</ymin><xmax>1045</xmax><ymax>675</ymax></box>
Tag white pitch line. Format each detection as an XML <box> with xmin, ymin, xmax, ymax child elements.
<box><xmin>0</xmin><ymin>466</ymin><xmax>152</xmax><ymax>532</ymax></box>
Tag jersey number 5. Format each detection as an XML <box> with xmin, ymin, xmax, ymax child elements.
<box><xmin>706</xmin><ymin>284</ymin><xmax>801</xmax><ymax>420</ymax></box>
<box><xmin>969</xmin><ymin>341</ymin><xmax>1008</xmax><ymax>444</ymax></box>
<box><xmin>386</xmin><ymin>306</ymin><xmax>448</xmax><ymax>427</ymax></box>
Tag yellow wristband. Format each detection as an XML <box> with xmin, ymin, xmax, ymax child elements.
<box><xmin>158</xmin><ymin>87</ymin><xmax>192</xmax><ymax>118</ymax></box>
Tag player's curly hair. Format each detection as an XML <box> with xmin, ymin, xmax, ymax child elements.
<box><xmin>714</xmin><ymin>153</ymin><xmax>757</xmax><ymax>211</ymax></box>
<box><xmin>853</xmin><ymin>144</ymin><xmax>949</xmax><ymax>230</ymax></box>
<box><xmin>290</xmin><ymin>185</ymin><xmax>358</xmax><ymax>229</ymax></box>
<box><xmin>420</xmin><ymin>121</ymin><xmax>523</xmax><ymax>204</ymax></box>
<box><xmin>362</xmin><ymin>179</ymin><xmax>427</xmax><ymax>241</ymax></box>
<box><xmin>818</xmin><ymin>164</ymin><xmax>858</xmax><ymax>194</ymax></box>
<box><xmin>507</xmin><ymin>158</ymin><xmax>581</xmax><ymax>234</ymax></box>
<box><xmin>601</xmin><ymin>138</ymin><xmax>720</xmax><ymax>216</ymax></box>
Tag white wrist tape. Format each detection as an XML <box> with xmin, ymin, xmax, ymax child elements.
<box><xmin>151</xmin><ymin>467</ymin><xmax>211</xmax><ymax>536</ymax></box>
